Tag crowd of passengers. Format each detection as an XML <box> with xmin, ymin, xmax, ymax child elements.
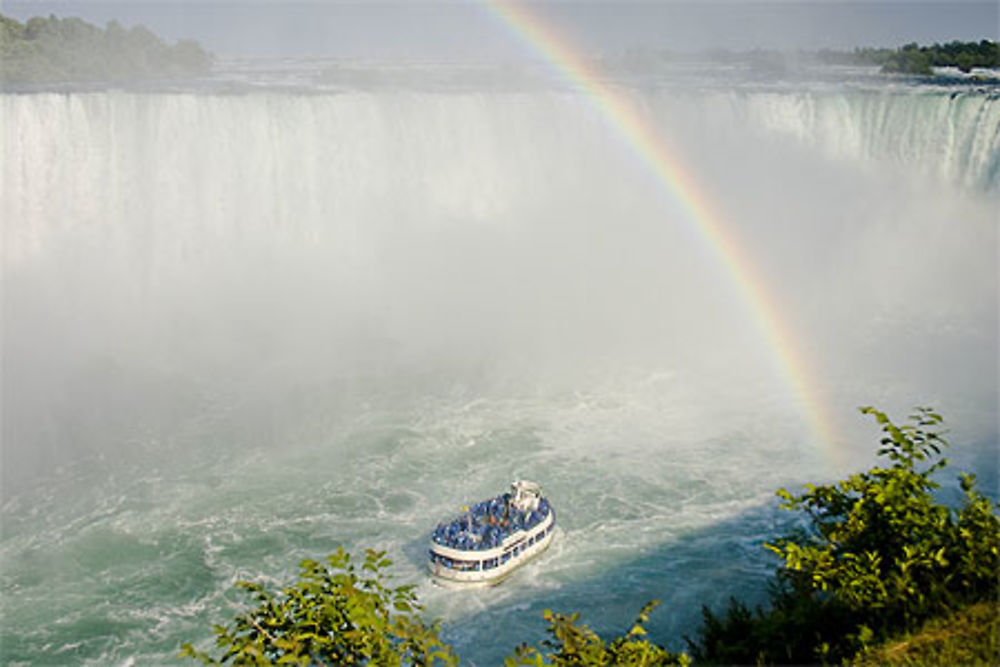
<box><xmin>431</xmin><ymin>493</ymin><xmax>551</xmax><ymax>551</ymax></box>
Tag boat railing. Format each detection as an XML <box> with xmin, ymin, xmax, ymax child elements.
<box><xmin>431</xmin><ymin>494</ymin><xmax>551</xmax><ymax>551</ymax></box>
<box><xmin>430</xmin><ymin>521</ymin><xmax>555</xmax><ymax>573</ymax></box>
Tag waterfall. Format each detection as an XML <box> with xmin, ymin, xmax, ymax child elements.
<box><xmin>1</xmin><ymin>81</ymin><xmax>996</xmax><ymax>665</ymax></box>
<box><xmin>730</xmin><ymin>90</ymin><xmax>1000</xmax><ymax>191</ymax></box>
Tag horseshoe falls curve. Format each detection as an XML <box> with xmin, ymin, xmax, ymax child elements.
<box><xmin>2</xmin><ymin>79</ymin><xmax>997</xmax><ymax>664</ymax></box>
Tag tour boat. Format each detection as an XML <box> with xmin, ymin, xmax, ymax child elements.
<box><xmin>428</xmin><ymin>480</ymin><xmax>556</xmax><ymax>587</ymax></box>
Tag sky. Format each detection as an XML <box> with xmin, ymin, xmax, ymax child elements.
<box><xmin>3</xmin><ymin>1</ymin><xmax>998</xmax><ymax>59</ymax></box>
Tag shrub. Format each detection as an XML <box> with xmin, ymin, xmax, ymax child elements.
<box><xmin>180</xmin><ymin>548</ymin><xmax>457</xmax><ymax>666</ymax></box>
<box><xmin>506</xmin><ymin>601</ymin><xmax>690</xmax><ymax>666</ymax></box>
<box><xmin>693</xmin><ymin>407</ymin><xmax>1000</xmax><ymax>664</ymax></box>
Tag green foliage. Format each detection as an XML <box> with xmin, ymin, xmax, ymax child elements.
<box><xmin>691</xmin><ymin>588</ymin><xmax>858</xmax><ymax>665</ymax></box>
<box><xmin>179</xmin><ymin>548</ymin><xmax>457</xmax><ymax>666</ymax></box>
<box><xmin>880</xmin><ymin>47</ymin><xmax>934</xmax><ymax>75</ymax></box>
<box><xmin>693</xmin><ymin>407</ymin><xmax>1000</xmax><ymax>664</ymax></box>
<box><xmin>840</xmin><ymin>40</ymin><xmax>999</xmax><ymax>74</ymax></box>
<box><xmin>182</xmin><ymin>407</ymin><xmax>996</xmax><ymax>665</ymax></box>
<box><xmin>0</xmin><ymin>12</ymin><xmax>212</xmax><ymax>83</ymax></box>
<box><xmin>184</xmin><ymin>556</ymin><xmax>692</xmax><ymax>666</ymax></box>
<box><xmin>926</xmin><ymin>39</ymin><xmax>1000</xmax><ymax>72</ymax></box>
<box><xmin>768</xmin><ymin>408</ymin><xmax>951</xmax><ymax>624</ymax></box>
<box><xmin>865</xmin><ymin>39</ymin><xmax>1000</xmax><ymax>74</ymax></box>
<box><xmin>854</xmin><ymin>600</ymin><xmax>1000</xmax><ymax>666</ymax></box>
<box><xmin>506</xmin><ymin>601</ymin><xmax>690</xmax><ymax>666</ymax></box>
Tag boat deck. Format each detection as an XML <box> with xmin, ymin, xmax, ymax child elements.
<box><xmin>431</xmin><ymin>492</ymin><xmax>552</xmax><ymax>552</ymax></box>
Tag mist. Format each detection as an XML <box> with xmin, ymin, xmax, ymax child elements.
<box><xmin>1</xmin><ymin>3</ymin><xmax>998</xmax><ymax>664</ymax></box>
<box><xmin>3</xmin><ymin>85</ymin><xmax>996</xmax><ymax>499</ymax></box>
<box><xmin>4</xmin><ymin>1</ymin><xmax>998</xmax><ymax>59</ymax></box>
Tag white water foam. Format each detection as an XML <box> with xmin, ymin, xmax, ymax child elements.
<box><xmin>1</xmin><ymin>75</ymin><xmax>996</xmax><ymax>664</ymax></box>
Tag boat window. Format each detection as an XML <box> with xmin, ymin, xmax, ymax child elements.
<box><xmin>431</xmin><ymin>552</ymin><xmax>486</xmax><ymax>571</ymax></box>
<box><xmin>501</xmin><ymin>552</ymin><xmax>511</xmax><ymax>564</ymax></box>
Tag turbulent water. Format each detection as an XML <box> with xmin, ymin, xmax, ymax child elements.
<box><xmin>2</xmin><ymin>62</ymin><xmax>998</xmax><ymax>665</ymax></box>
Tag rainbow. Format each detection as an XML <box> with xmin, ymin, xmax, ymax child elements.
<box><xmin>481</xmin><ymin>1</ymin><xmax>842</xmax><ymax>467</ymax></box>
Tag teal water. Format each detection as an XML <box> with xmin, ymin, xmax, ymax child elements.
<box><xmin>3</xmin><ymin>374</ymin><xmax>995</xmax><ymax>664</ymax></box>
<box><xmin>0</xmin><ymin>377</ymin><xmax>828</xmax><ymax>664</ymax></box>
<box><xmin>2</xmin><ymin>69</ymin><xmax>997</xmax><ymax>665</ymax></box>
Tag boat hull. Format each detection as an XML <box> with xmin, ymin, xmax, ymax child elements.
<box><xmin>429</xmin><ymin>509</ymin><xmax>555</xmax><ymax>587</ymax></box>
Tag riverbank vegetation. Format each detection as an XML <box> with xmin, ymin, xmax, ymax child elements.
<box><xmin>0</xmin><ymin>13</ymin><xmax>211</xmax><ymax>83</ymax></box>
<box><xmin>821</xmin><ymin>40</ymin><xmax>1000</xmax><ymax>75</ymax></box>
<box><xmin>183</xmin><ymin>407</ymin><xmax>998</xmax><ymax>664</ymax></box>
<box><xmin>853</xmin><ymin>601</ymin><xmax>998</xmax><ymax>666</ymax></box>
<box><xmin>691</xmin><ymin>407</ymin><xmax>999</xmax><ymax>664</ymax></box>
<box><xmin>615</xmin><ymin>40</ymin><xmax>999</xmax><ymax>78</ymax></box>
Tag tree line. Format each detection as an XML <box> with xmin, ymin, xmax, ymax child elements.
<box><xmin>182</xmin><ymin>408</ymin><xmax>999</xmax><ymax>665</ymax></box>
<box><xmin>0</xmin><ymin>13</ymin><xmax>212</xmax><ymax>83</ymax></box>
<box><xmin>820</xmin><ymin>40</ymin><xmax>1000</xmax><ymax>75</ymax></box>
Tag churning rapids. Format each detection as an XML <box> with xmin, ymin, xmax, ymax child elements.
<box><xmin>2</xmin><ymin>61</ymin><xmax>998</xmax><ymax>664</ymax></box>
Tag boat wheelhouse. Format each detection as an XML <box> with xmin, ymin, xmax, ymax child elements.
<box><xmin>429</xmin><ymin>480</ymin><xmax>556</xmax><ymax>587</ymax></box>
